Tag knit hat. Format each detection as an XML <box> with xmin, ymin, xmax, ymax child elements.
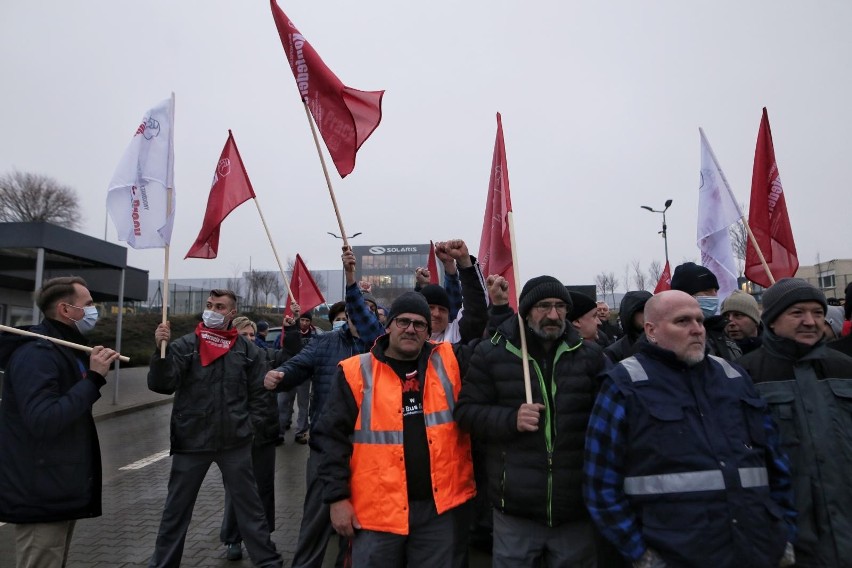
<box><xmin>386</xmin><ymin>291</ymin><xmax>432</xmax><ymax>333</ymax></box>
<box><xmin>328</xmin><ymin>301</ymin><xmax>346</xmax><ymax>323</ymax></box>
<box><xmin>419</xmin><ymin>284</ymin><xmax>450</xmax><ymax>310</ymax></box>
<box><xmin>256</xmin><ymin>320</ymin><xmax>269</xmax><ymax>332</ymax></box>
<box><xmin>518</xmin><ymin>276</ymin><xmax>572</xmax><ymax>318</ymax></box>
<box><xmin>670</xmin><ymin>262</ymin><xmax>720</xmax><ymax>296</ymax></box>
<box><xmin>299</xmin><ymin>310</ymin><xmax>313</xmax><ymax>321</ymax></box>
<box><xmin>720</xmin><ymin>290</ymin><xmax>760</xmax><ymax>325</ymax></box>
<box><xmin>567</xmin><ymin>291</ymin><xmax>597</xmax><ymax>322</ymax></box>
<box><xmin>826</xmin><ymin>305</ymin><xmax>845</xmax><ymax>337</ymax></box>
<box><xmin>760</xmin><ymin>278</ymin><xmax>827</xmax><ymax>326</ymax></box>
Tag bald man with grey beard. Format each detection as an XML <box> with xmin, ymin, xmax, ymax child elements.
<box><xmin>584</xmin><ymin>291</ymin><xmax>796</xmax><ymax>568</ymax></box>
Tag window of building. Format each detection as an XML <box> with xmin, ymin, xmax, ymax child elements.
<box><xmin>819</xmin><ymin>271</ymin><xmax>836</xmax><ymax>290</ymax></box>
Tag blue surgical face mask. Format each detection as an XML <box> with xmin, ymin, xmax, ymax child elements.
<box><xmin>696</xmin><ymin>296</ymin><xmax>719</xmax><ymax>318</ymax></box>
<box><xmin>332</xmin><ymin>319</ymin><xmax>346</xmax><ymax>331</ymax></box>
<box><xmin>69</xmin><ymin>305</ymin><xmax>99</xmax><ymax>334</ymax></box>
<box><xmin>202</xmin><ymin>310</ymin><xmax>226</xmax><ymax>330</ymax></box>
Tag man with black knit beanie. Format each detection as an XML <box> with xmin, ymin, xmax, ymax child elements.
<box><xmin>455</xmin><ymin>275</ymin><xmax>608</xmax><ymax>566</ymax></box>
<box><xmin>312</xmin><ymin>290</ymin><xmax>483</xmax><ymax>567</ymax></box>
<box><xmin>738</xmin><ymin>278</ymin><xmax>852</xmax><ymax>567</ymax></box>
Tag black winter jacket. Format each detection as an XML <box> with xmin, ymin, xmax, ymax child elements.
<box><xmin>0</xmin><ymin>320</ymin><xmax>105</xmax><ymax>523</ymax></box>
<box><xmin>455</xmin><ymin>315</ymin><xmax>608</xmax><ymax>527</ymax></box>
<box><xmin>148</xmin><ymin>331</ymin><xmax>268</xmax><ymax>453</ymax></box>
<box><xmin>739</xmin><ymin>332</ymin><xmax>852</xmax><ymax>567</ymax></box>
<box><xmin>705</xmin><ymin>314</ymin><xmax>742</xmax><ymax>361</ymax></box>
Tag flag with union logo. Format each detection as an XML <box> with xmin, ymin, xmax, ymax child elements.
<box><xmin>270</xmin><ymin>0</ymin><xmax>384</xmax><ymax>178</ymax></box>
<box><xmin>107</xmin><ymin>96</ymin><xmax>175</xmax><ymax>249</ymax></box>
<box><xmin>185</xmin><ymin>131</ymin><xmax>256</xmax><ymax>259</ymax></box>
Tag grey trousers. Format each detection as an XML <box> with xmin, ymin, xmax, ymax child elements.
<box><xmin>292</xmin><ymin>448</ymin><xmax>348</xmax><ymax>568</ymax></box>
<box><xmin>492</xmin><ymin>509</ymin><xmax>596</xmax><ymax>568</ymax></box>
<box><xmin>351</xmin><ymin>500</ymin><xmax>462</xmax><ymax>568</ymax></box>
<box><xmin>278</xmin><ymin>381</ymin><xmax>310</xmax><ymax>434</ymax></box>
<box><xmin>220</xmin><ymin>443</ymin><xmax>277</xmax><ymax>545</ymax></box>
<box><xmin>148</xmin><ymin>444</ymin><xmax>282</xmax><ymax>568</ymax></box>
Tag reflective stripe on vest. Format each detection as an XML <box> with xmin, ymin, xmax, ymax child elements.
<box><xmin>708</xmin><ymin>354</ymin><xmax>741</xmax><ymax>379</ymax></box>
<box><xmin>624</xmin><ymin>467</ymin><xmax>769</xmax><ymax>495</ymax></box>
<box><xmin>351</xmin><ymin>351</ymin><xmax>456</xmax><ymax>443</ymax></box>
<box><xmin>621</xmin><ymin>356</ymin><xmax>649</xmax><ymax>383</ymax></box>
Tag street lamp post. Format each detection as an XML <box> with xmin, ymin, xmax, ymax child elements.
<box><xmin>327</xmin><ymin>231</ymin><xmax>362</xmax><ymax>301</ymax></box>
<box><xmin>640</xmin><ymin>199</ymin><xmax>673</xmax><ymax>265</ymax></box>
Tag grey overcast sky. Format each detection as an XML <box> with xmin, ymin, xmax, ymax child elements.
<box><xmin>2</xmin><ymin>1</ymin><xmax>850</xmax><ymax>291</ymax></box>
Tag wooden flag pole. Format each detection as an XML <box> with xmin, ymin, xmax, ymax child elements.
<box><xmin>302</xmin><ymin>101</ymin><xmax>351</xmax><ymax>250</ymax></box>
<box><xmin>252</xmin><ymin>196</ymin><xmax>297</xmax><ymax>305</ymax></box>
<box><xmin>0</xmin><ymin>324</ymin><xmax>130</xmax><ymax>363</ymax></box>
<box><xmin>699</xmin><ymin>127</ymin><xmax>775</xmax><ymax>287</ymax></box>
<box><xmin>160</xmin><ymin>195</ymin><xmax>171</xmax><ymax>359</ymax></box>
<box><xmin>507</xmin><ymin>211</ymin><xmax>533</xmax><ymax>405</ymax></box>
<box><xmin>740</xmin><ymin>216</ymin><xmax>775</xmax><ymax>286</ymax></box>
<box><xmin>160</xmin><ymin>93</ymin><xmax>176</xmax><ymax>358</ymax></box>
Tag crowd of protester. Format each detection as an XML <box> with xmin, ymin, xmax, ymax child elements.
<box><xmin>2</xmin><ymin>249</ymin><xmax>852</xmax><ymax>567</ymax></box>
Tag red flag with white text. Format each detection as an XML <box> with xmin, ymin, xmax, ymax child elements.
<box><xmin>745</xmin><ymin>108</ymin><xmax>798</xmax><ymax>287</ymax></box>
<box><xmin>477</xmin><ymin>113</ymin><xmax>516</xmax><ymax>309</ymax></box>
<box><xmin>654</xmin><ymin>261</ymin><xmax>672</xmax><ymax>293</ymax></box>
<box><xmin>428</xmin><ymin>241</ymin><xmax>440</xmax><ymax>284</ymax></box>
<box><xmin>185</xmin><ymin>131</ymin><xmax>256</xmax><ymax>259</ymax></box>
<box><xmin>270</xmin><ymin>1</ymin><xmax>384</xmax><ymax>178</ymax></box>
<box><xmin>285</xmin><ymin>254</ymin><xmax>326</xmax><ymax>317</ymax></box>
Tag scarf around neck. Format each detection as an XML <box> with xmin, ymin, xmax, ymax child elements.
<box><xmin>195</xmin><ymin>323</ymin><xmax>238</xmax><ymax>366</ymax></box>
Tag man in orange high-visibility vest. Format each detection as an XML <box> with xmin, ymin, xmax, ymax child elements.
<box><xmin>311</xmin><ymin>291</ymin><xmax>476</xmax><ymax>567</ymax></box>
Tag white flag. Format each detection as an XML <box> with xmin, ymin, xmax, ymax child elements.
<box><xmin>697</xmin><ymin>129</ymin><xmax>741</xmax><ymax>301</ymax></box>
<box><xmin>106</xmin><ymin>96</ymin><xmax>175</xmax><ymax>249</ymax></box>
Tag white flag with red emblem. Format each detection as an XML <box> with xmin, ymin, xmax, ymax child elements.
<box><xmin>107</xmin><ymin>97</ymin><xmax>175</xmax><ymax>249</ymax></box>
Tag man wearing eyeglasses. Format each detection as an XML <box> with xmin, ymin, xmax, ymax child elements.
<box><xmin>455</xmin><ymin>275</ymin><xmax>609</xmax><ymax>567</ymax></box>
<box><xmin>311</xmin><ymin>290</ymin><xmax>479</xmax><ymax>567</ymax></box>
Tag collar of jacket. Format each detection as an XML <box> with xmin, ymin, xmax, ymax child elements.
<box><xmin>638</xmin><ymin>341</ymin><xmax>711</xmax><ymax>371</ymax></box>
<box><xmin>492</xmin><ymin>313</ymin><xmax>583</xmax><ymax>352</ymax></box>
<box><xmin>369</xmin><ymin>332</ymin><xmax>438</xmax><ymax>368</ymax></box>
<box><xmin>762</xmin><ymin>328</ymin><xmax>826</xmax><ymax>362</ymax></box>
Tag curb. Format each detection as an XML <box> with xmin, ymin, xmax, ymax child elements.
<box><xmin>94</xmin><ymin>397</ymin><xmax>173</xmax><ymax>423</ymax></box>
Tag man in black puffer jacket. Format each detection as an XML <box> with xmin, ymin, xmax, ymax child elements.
<box><xmin>455</xmin><ymin>275</ymin><xmax>608</xmax><ymax>567</ymax></box>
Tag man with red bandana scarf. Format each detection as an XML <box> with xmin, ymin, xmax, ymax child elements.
<box><xmin>147</xmin><ymin>289</ymin><xmax>282</xmax><ymax>568</ymax></box>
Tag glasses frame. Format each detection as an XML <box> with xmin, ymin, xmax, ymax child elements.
<box><xmin>393</xmin><ymin>317</ymin><xmax>429</xmax><ymax>333</ymax></box>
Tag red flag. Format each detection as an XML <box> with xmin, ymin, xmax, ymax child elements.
<box><xmin>285</xmin><ymin>254</ymin><xmax>326</xmax><ymax>317</ymax></box>
<box><xmin>427</xmin><ymin>241</ymin><xmax>440</xmax><ymax>284</ymax></box>
<box><xmin>270</xmin><ymin>1</ymin><xmax>384</xmax><ymax>178</ymax></box>
<box><xmin>654</xmin><ymin>261</ymin><xmax>672</xmax><ymax>293</ymax></box>
<box><xmin>185</xmin><ymin>131</ymin><xmax>256</xmax><ymax>259</ymax></box>
<box><xmin>745</xmin><ymin>108</ymin><xmax>798</xmax><ymax>287</ymax></box>
<box><xmin>477</xmin><ymin>113</ymin><xmax>516</xmax><ymax>309</ymax></box>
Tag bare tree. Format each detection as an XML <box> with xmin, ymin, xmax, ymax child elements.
<box><xmin>623</xmin><ymin>263</ymin><xmax>631</xmax><ymax>293</ymax></box>
<box><xmin>632</xmin><ymin>259</ymin><xmax>648</xmax><ymax>291</ymax></box>
<box><xmin>648</xmin><ymin>260</ymin><xmax>663</xmax><ymax>285</ymax></box>
<box><xmin>0</xmin><ymin>170</ymin><xmax>81</xmax><ymax>228</ymax></box>
<box><xmin>596</xmin><ymin>271</ymin><xmax>619</xmax><ymax>307</ymax></box>
<box><xmin>729</xmin><ymin>219</ymin><xmax>748</xmax><ymax>276</ymax></box>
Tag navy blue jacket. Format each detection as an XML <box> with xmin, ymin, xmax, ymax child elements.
<box><xmin>586</xmin><ymin>344</ymin><xmax>794</xmax><ymax>566</ymax></box>
<box><xmin>0</xmin><ymin>319</ymin><xmax>105</xmax><ymax>523</ymax></box>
